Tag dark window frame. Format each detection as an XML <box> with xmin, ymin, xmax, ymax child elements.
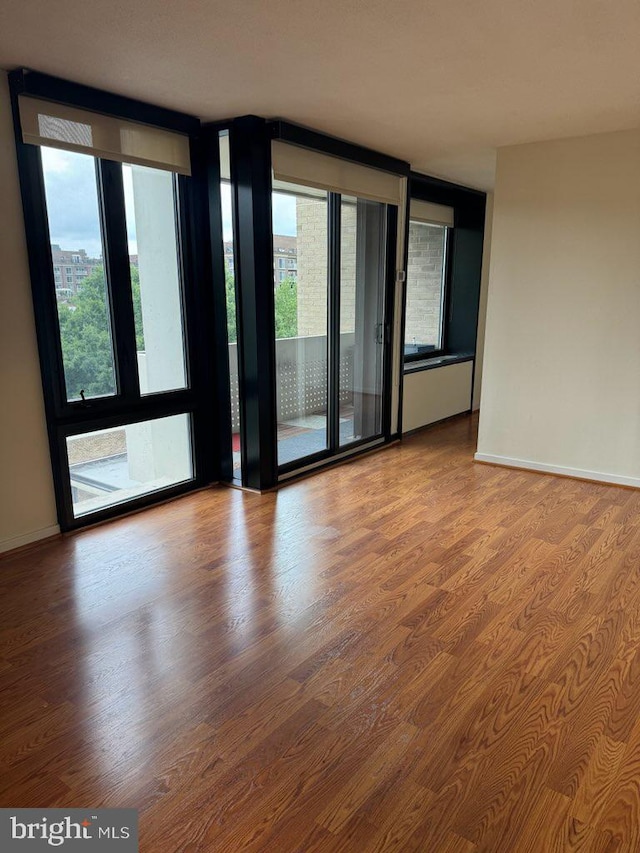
<box><xmin>402</xmin><ymin>172</ymin><xmax>486</xmax><ymax>373</ymax></box>
<box><xmin>10</xmin><ymin>69</ymin><xmax>485</xmax><ymax>526</ymax></box>
<box><xmin>267</xmin><ymin>131</ymin><xmax>403</xmax><ymax>477</ymax></box>
<box><xmin>9</xmin><ymin>69</ymin><xmax>220</xmax><ymax>531</ymax></box>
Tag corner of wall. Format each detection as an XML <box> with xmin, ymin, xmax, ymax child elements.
<box><xmin>0</xmin><ymin>71</ymin><xmax>58</xmax><ymax>552</ymax></box>
<box><xmin>472</xmin><ymin>192</ymin><xmax>494</xmax><ymax>411</ymax></box>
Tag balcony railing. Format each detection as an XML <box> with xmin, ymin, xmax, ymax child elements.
<box><xmin>229</xmin><ymin>333</ymin><xmax>355</xmax><ymax>432</ymax></box>
<box><xmin>68</xmin><ymin>334</ymin><xmax>358</xmax><ymax>505</ymax></box>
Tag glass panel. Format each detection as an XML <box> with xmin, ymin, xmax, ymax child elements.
<box><xmin>67</xmin><ymin>413</ymin><xmax>193</xmax><ymax>517</ymax></box>
<box><xmin>340</xmin><ymin>196</ymin><xmax>387</xmax><ymax>446</ymax></box>
<box><xmin>122</xmin><ymin>163</ymin><xmax>187</xmax><ymax>395</ymax></box>
<box><xmin>219</xmin><ymin>131</ymin><xmax>242</xmax><ymax>477</ymax></box>
<box><xmin>405</xmin><ymin>221</ymin><xmax>447</xmax><ymax>356</ymax></box>
<box><xmin>273</xmin><ymin>183</ymin><xmax>329</xmax><ymax>466</ymax></box>
<box><xmin>41</xmin><ymin>147</ymin><xmax>116</xmax><ymax>402</ymax></box>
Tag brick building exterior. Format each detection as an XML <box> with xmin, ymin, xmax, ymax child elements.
<box><xmin>404</xmin><ymin>222</ymin><xmax>446</xmax><ymax>349</ymax></box>
<box><xmin>224</xmin><ymin>202</ymin><xmax>445</xmax><ymax>347</ymax></box>
<box><xmin>51</xmin><ymin>245</ymin><xmax>140</xmax><ymax>302</ymax></box>
<box><xmin>295</xmin><ymin>198</ymin><xmax>446</xmax><ymax>346</ymax></box>
<box><xmin>223</xmin><ymin>235</ymin><xmax>297</xmax><ymax>287</ymax></box>
<box><xmin>50</xmin><ymin>245</ymin><xmax>102</xmax><ymax>298</ymax></box>
<box><xmin>296</xmin><ymin>197</ymin><xmax>357</xmax><ymax>337</ymax></box>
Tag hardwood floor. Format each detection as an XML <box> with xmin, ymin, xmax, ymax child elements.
<box><xmin>2</xmin><ymin>413</ymin><xmax>640</xmax><ymax>851</ymax></box>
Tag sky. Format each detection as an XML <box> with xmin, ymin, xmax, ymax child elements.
<box><xmin>41</xmin><ymin>146</ymin><xmax>297</xmax><ymax>258</ymax></box>
<box><xmin>221</xmin><ymin>184</ymin><xmax>296</xmax><ymax>242</ymax></box>
<box><xmin>42</xmin><ymin>147</ymin><xmax>107</xmax><ymax>257</ymax></box>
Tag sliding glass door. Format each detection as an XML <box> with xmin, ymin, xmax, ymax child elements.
<box><xmin>273</xmin><ymin>184</ymin><xmax>330</xmax><ymax>467</ymax></box>
<box><xmin>272</xmin><ymin>179</ymin><xmax>392</xmax><ymax>473</ymax></box>
<box><xmin>339</xmin><ymin>196</ymin><xmax>387</xmax><ymax>447</ymax></box>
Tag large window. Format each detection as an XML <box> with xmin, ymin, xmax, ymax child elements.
<box><xmin>41</xmin><ymin>147</ymin><xmax>117</xmax><ymax>402</ymax></box>
<box><xmin>404</xmin><ymin>221</ymin><xmax>448</xmax><ymax>357</ymax></box>
<box><xmin>404</xmin><ymin>199</ymin><xmax>454</xmax><ymax>362</ymax></box>
<box><xmin>13</xmin><ymin>81</ymin><xmax>204</xmax><ymax>529</ymax></box>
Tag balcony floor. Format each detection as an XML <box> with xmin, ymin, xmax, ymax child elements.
<box><xmin>232</xmin><ymin>405</ymin><xmax>357</xmax><ymax>472</ymax></box>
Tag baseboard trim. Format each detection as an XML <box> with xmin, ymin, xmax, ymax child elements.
<box><xmin>0</xmin><ymin>524</ymin><xmax>61</xmax><ymax>557</ymax></box>
<box><xmin>474</xmin><ymin>453</ymin><xmax>640</xmax><ymax>490</ymax></box>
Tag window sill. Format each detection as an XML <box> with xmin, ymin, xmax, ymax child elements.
<box><xmin>403</xmin><ymin>352</ymin><xmax>474</xmax><ymax>374</ymax></box>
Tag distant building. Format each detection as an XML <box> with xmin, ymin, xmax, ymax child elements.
<box><xmin>50</xmin><ymin>245</ymin><xmax>139</xmax><ymax>300</ymax></box>
<box><xmin>223</xmin><ymin>242</ymin><xmax>235</xmax><ymax>278</ymax></box>
<box><xmin>272</xmin><ymin>235</ymin><xmax>297</xmax><ymax>285</ymax></box>
<box><xmin>223</xmin><ymin>235</ymin><xmax>297</xmax><ymax>287</ymax></box>
<box><xmin>50</xmin><ymin>245</ymin><xmax>102</xmax><ymax>298</ymax></box>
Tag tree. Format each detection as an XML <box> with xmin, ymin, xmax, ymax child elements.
<box><xmin>225</xmin><ymin>268</ymin><xmax>237</xmax><ymax>343</ymax></box>
<box><xmin>225</xmin><ymin>272</ymin><xmax>299</xmax><ymax>342</ymax></box>
<box><xmin>274</xmin><ymin>278</ymin><xmax>298</xmax><ymax>339</ymax></box>
<box><xmin>57</xmin><ymin>265</ymin><xmax>143</xmax><ymax>400</ymax></box>
<box><xmin>56</xmin><ymin>265</ymin><xmax>299</xmax><ymax>400</ymax></box>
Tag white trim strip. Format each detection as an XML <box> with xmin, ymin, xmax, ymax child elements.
<box><xmin>474</xmin><ymin>453</ymin><xmax>640</xmax><ymax>490</ymax></box>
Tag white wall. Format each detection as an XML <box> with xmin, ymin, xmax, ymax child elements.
<box><xmin>477</xmin><ymin>128</ymin><xmax>640</xmax><ymax>487</ymax></box>
<box><xmin>0</xmin><ymin>72</ymin><xmax>58</xmax><ymax>553</ymax></box>
<box><xmin>472</xmin><ymin>193</ymin><xmax>493</xmax><ymax>410</ymax></box>
<box><xmin>402</xmin><ymin>360</ymin><xmax>473</xmax><ymax>433</ymax></box>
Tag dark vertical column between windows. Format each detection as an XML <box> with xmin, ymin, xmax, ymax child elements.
<box><xmin>395</xmin><ymin>190</ymin><xmax>411</xmax><ymax>438</ymax></box>
<box><xmin>383</xmin><ymin>205</ymin><xmax>398</xmax><ymax>439</ymax></box>
<box><xmin>230</xmin><ymin>116</ymin><xmax>277</xmax><ymax>490</ymax></box>
<box><xmin>178</xmin><ymin>133</ymin><xmax>223</xmax><ymax>486</ymax></box>
<box><xmin>327</xmin><ymin>193</ymin><xmax>341</xmax><ymax>452</ymax></box>
<box><xmin>447</xmin><ymin>218</ymin><xmax>484</xmax><ymax>353</ymax></box>
<box><xmin>442</xmin><ymin>227</ymin><xmax>455</xmax><ymax>352</ymax></box>
<box><xmin>96</xmin><ymin>160</ymin><xmax>139</xmax><ymax>401</ymax></box>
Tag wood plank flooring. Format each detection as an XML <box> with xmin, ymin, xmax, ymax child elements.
<box><xmin>2</xmin><ymin>413</ymin><xmax>640</xmax><ymax>850</ymax></box>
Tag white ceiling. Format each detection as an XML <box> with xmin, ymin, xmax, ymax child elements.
<box><xmin>1</xmin><ymin>0</ymin><xmax>639</xmax><ymax>190</ymax></box>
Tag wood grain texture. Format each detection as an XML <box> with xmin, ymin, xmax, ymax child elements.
<box><xmin>2</xmin><ymin>413</ymin><xmax>640</xmax><ymax>850</ymax></box>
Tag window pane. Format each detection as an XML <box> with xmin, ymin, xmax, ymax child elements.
<box><xmin>122</xmin><ymin>164</ymin><xmax>187</xmax><ymax>395</ymax></box>
<box><xmin>67</xmin><ymin>413</ymin><xmax>193</xmax><ymax>517</ymax></box>
<box><xmin>273</xmin><ymin>185</ymin><xmax>329</xmax><ymax>466</ymax></box>
<box><xmin>340</xmin><ymin>196</ymin><xmax>387</xmax><ymax>446</ymax></box>
<box><xmin>219</xmin><ymin>130</ymin><xmax>242</xmax><ymax>477</ymax></box>
<box><xmin>405</xmin><ymin>221</ymin><xmax>447</xmax><ymax>355</ymax></box>
<box><xmin>41</xmin><ymin>147</ymin><xmax>116</xmax><ymax>402</ymax></box>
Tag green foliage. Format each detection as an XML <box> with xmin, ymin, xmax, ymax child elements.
<box><xmin>225</xmin><ymin>271</ymin><xmax>298</xmax><ymax>342</ymax></box>
<box><xmin>56</xmin><ymin>263</ymin><xmax>299</xmax><ymax>400</ymax></box>
<box><xmin>131</xmin><ymin>269</ymin><xmax>144</xmax><ymax>351</ymax></box>
<box><xmin>225</xmin><ymin>268</ymin><xmax>237</xmax><ymax>343</ymax></box>
<box><xmin>274</xmin><ymin>278</ymin><xmax>298</xmax><ymax>339</ymax></box>
<box><xmin>57</xmin><ymin>265</ymin><xmax>143</xmax><ymax>400</ymax></box>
